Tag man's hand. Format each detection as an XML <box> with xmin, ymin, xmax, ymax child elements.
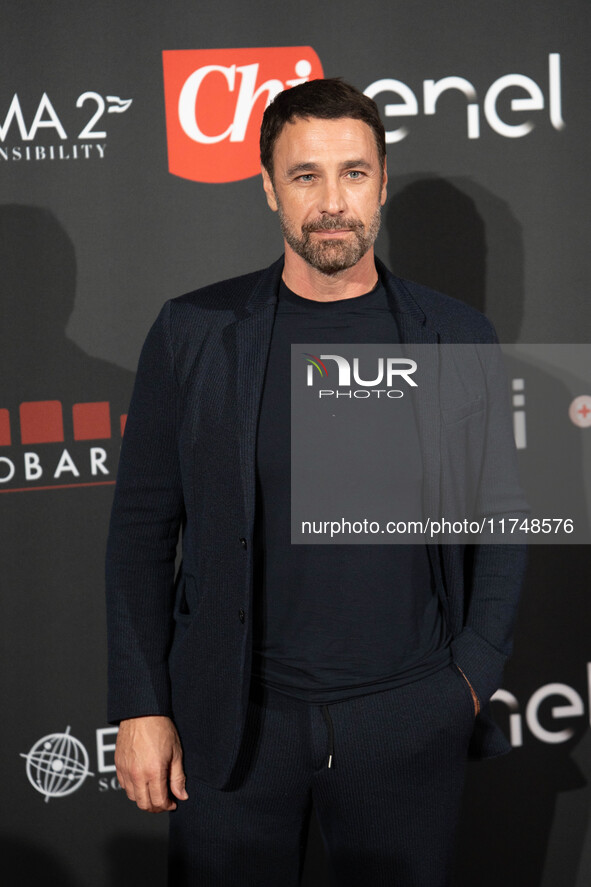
<box><xmin>115</xmin><ymin>715</ymin><xmax>188</xmax><ymax>812</ymax></box>
<box><xmin>468</xmin><ymin>683</ymin><xmax>481</xmax><ymax>717</ymax></box>
<box><xmin>455</xmin><ymin>664</ymin><xmax>481</xmax><ymax>717</ymax></box>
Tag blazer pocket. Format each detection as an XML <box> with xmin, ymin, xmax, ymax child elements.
<box><xmin>441</xmin><ymin>396</ymin><xmax>484</xmax><ymax>426</ymax></box>
<box><xmin>173</xmin><ymin>573</ymin><xmax>203</xmax><ymax>625</ymax></box>
<box><xmin>170</xmin><ymin>574</ymin><xmax>203</xmax><ymax>667</ymax></box>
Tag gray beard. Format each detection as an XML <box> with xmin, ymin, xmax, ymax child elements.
<box><xmin>277</xmin><ymin>205</ymin><xmax>382</xmax><ymax>276</ymax></box>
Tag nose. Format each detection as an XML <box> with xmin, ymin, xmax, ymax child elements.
<box><xmin>318</xmin><ymin>175</ymin><xmax>347</xmax><ymax>216</ymax></box>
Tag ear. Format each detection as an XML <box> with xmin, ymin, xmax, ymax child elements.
<box><xmin>380</xmin><ymin>158</ymin><xmax>388</xmax><ymax>206</ymax></box>
<box><xmin>261</xmin><ymin>166</ymin><xmax>278</xmax><ymax>212</ymax></box>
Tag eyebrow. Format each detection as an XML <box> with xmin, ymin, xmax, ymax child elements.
<box><xmin>285</xmin><ymin>159</ymin><xmax>372</xmax><ymax>178</ymax></box>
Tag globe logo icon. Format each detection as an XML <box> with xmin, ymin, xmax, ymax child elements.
<box><xmin>20</xmin><ymin>726</ymin><xmax>94</xmax><ymax>802</ymax></box>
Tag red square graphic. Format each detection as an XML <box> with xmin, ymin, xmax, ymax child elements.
<box><xmin>0</xmin><ymin>409</ymin><xmax>11</xmax><ymax>446</ymax></box>
<box><xmin>73</xmin><ymin>402</ymin><xmax>112</xmax><ymax>440</ymax></box>
<box><xmin>20</xmin><ymin>401</ymin><xmax>64</xmax><ymax>444</ymax></box>
<box><xmin>120</xmin><ymin>414</ymin><xmax>127</xmax><ymax>436</ymax></box>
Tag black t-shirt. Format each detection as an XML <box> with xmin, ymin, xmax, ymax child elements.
<box><xmin>252</xmin><ymin>278</ymin><xmax>450</xmax><ymax>703</ymax></box>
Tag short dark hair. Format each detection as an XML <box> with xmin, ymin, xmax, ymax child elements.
<box><xmin>260</xmin><ymin>78</ymin><xmax>386</xmax><ymax>180</ymax></box>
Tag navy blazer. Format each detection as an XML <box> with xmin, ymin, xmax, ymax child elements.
<box><xmin>106</xmin><ymin>256</ymin><xmax>527</xmax><ymax>789</ymax></box>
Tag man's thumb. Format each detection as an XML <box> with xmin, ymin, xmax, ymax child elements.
<box><xmin>169</xmin><ymin>758</ymin><xmax>188</xmax><ymax>800</ymax></box>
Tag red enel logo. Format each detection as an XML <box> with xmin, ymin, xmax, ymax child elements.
<box><xmin>162</xmin><ymin>47</ymin><xmax>324</xmax><ymax>183</ymax></box>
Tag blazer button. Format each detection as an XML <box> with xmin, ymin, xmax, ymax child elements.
<box><xmin>239</xmin><ymin>537</ymin><xmax>247</xmax><ymax>550</ymax></box>
<box><xmin>239</xmin><ymin>608</ymin><xmax>245</xmax><ymax>623</ymax></box>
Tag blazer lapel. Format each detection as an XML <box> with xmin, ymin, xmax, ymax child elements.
<box><xmin>234</xmin><ymin>259</ymin><xmax>283</xmax><ymax>531</ymax></box>
<box><xmin>379</xmin><ymin>263</ymin><xmax>442</xmax><ymax>532</ymax></box>
<box><xmin>397</xmin><ymin>315</ymin><xmax>441</xmax><ymax>525</ymax></box>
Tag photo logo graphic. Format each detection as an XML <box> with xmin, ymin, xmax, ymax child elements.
<box><xmin>20</xmin><ymin>727</ymin><xmax>94</xmax><ymax>802</ymax></box>
<box><xmin>302</xmin><ymin>352</ymin><xmax>418</xmax><ymax>398</ymax></box>
<box><xmin>303</xmin><ymin>353</ymin><xmax>329</xmax><ymax>381</ymax></box>
<box><xmin>162</xmin><ymin>47</ymin><xmax>323</xmax><ymax>183</ymax></box>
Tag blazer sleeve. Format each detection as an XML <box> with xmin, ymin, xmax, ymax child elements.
<box><xmin>105</xmin><ymin>301</ymin><xmax>184</xmax><ymax>723</ymax></box>
<box><xmin>450</xmin><ymin>333</ymin><xmax>528</xmax><ymax>706</ymax></box>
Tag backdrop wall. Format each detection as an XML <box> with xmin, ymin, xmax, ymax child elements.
<box><xmin>2</xmin><ymin>2</ymin><xmax>590</xmax><ymax>885</ymax></box>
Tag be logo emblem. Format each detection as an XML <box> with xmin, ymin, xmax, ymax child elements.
<box><xmin>162</xmin><ymin>47</ymin><xmax>324</xmax><ymax>183</ymax></box>
<box><xmin>20</xmin><ymin>727</ymin><xmax>94</xmax><ymax>802</ymax></box>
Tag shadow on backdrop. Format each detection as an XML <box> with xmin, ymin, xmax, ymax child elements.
<box><xmin>0</xmin><ymin>203</ymin><xmax>135</xmax><ymax>405</ymax></box>
<box><xmin>385</xmin><ymin>174</ymin><xmax>524</xmax><ymax>342</ymax></box>
<box><xmin>0</xmin><ymin>836</ymin><xmax>81</xmax><ymax>887</ymax></box>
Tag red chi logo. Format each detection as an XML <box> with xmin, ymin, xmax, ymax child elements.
<box><xmin>162</xmin><ymin>47</ymin><xmax>324</xmax><ymax>183</ymax></box>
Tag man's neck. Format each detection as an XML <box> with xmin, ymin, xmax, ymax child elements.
<box><xmin>281</xmin><ymin>246</ymin><xmax>379</xmax><ymax>302</ymax></box>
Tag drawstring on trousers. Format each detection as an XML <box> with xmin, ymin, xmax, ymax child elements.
<box><xmin>321</xmin><ymin>704</ymin><xmax>334</xmax><ymax>768</ymax></box>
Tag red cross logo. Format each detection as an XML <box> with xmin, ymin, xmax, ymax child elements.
<box><xmin>569</xmin><ymin>396</ymin><xmax>591</xmax><ymax>428</ymax></box>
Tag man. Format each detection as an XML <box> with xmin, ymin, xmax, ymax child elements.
<box><xmin>106</xmin><ymin>79</ymin><xmax>527</xmax><ymax>886</ymax></box>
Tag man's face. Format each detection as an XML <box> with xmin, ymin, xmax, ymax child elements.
<box><xmin>261</xmin><ymin>116</ymin><xmax>387</xmax><ymax>275</ymax></box>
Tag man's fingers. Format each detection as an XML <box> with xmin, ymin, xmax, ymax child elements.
<box><xmin>115</xmin><ymin>767</ymin><xmax>127</xmax><ymax>792</ymax></box>
<box><xmin>146</xmin><ymin>769</ymin><xmax>177</xmax><ymax>812</ymax></box>
<box><xmin>120</xmin><ymin>775</ymin><xmax>175</xmax><ymax>812</ymax></box>
<box><xmin>118</xmin><ymin>762</ymin><xmax>170</xmax><ymax>812</ymax></box>
<box><xmin>115</xmin><ymin>716</ymin><xmax>185</xmax><ymax>812</ymax></box>
<box><xmin>124</xmin><ymin>765</ymin><xmax>173</xmax><ymax>812</ymax></box>
<box><xmin>130</xmin><ymin>775</ymin><xmax>154</xmax><ymax>811</ymax></box>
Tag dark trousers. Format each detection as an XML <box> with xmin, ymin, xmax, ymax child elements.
<box><xmin>168</xmin><ymin>662</ymin><xmax>476</xmax><ymax>886</ymax></box>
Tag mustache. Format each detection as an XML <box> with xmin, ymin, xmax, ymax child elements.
<box><xmin>302</xmin><ymin>217</ymin><xmax>364</xmax><ymax>234</ymax></box>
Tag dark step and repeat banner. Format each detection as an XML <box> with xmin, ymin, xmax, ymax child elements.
<box><xmin>2</xmin><ymin>2</ymin><xmax>590</xmax><ymax>885</ymax></box>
